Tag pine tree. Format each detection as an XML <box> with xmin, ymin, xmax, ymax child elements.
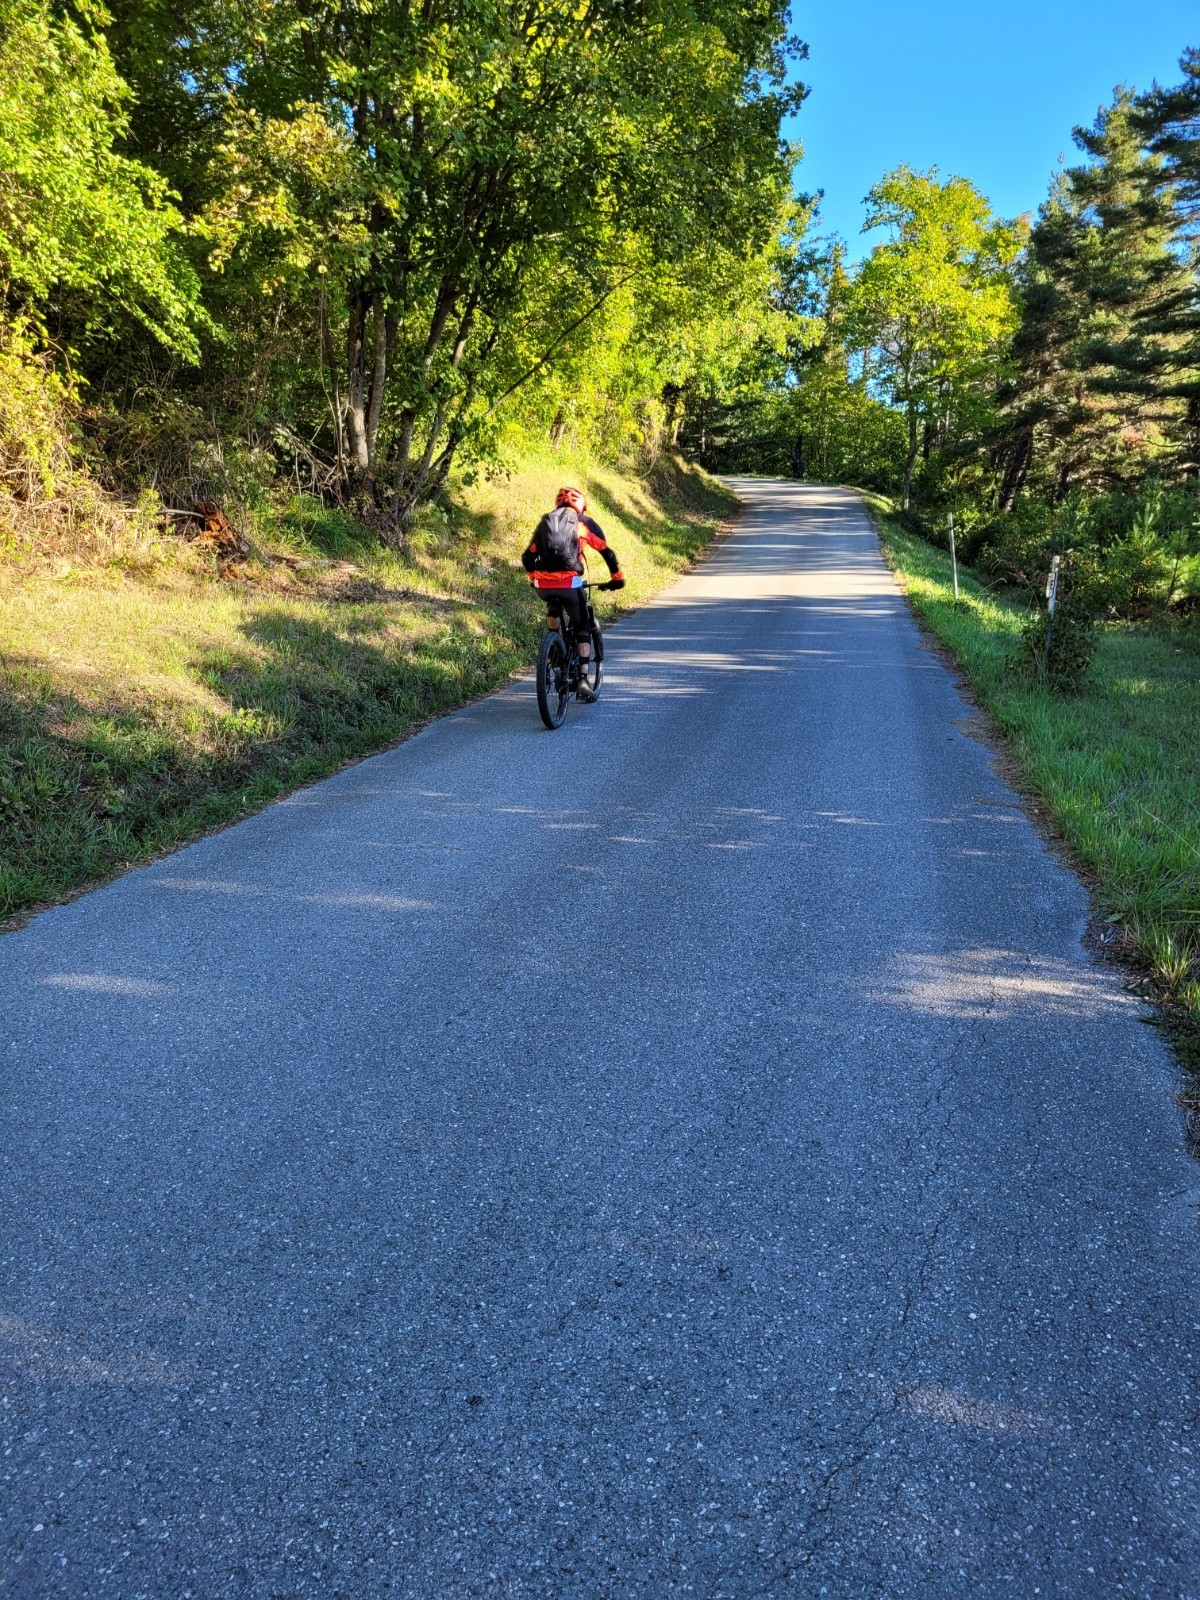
<box><xmin>1124</xmin><ymin>50</ymin><xmax>1200</xmax><ymax>470</ymax></box>
<box><xmin>991</xmin><ymin>176</ymin><xmax>1091</xmax><ymax>506</ymax></box>
<box><xmin>993</xmin><ymin>91</ymin><xmax>1192</xmax><ymax>503</ymax></box>
<box><xmin>1072</xmin><ymin>90</ymin><xmax>1195</xmax><ymax>477</ymax></box>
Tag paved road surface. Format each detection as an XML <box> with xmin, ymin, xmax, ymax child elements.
<box><xmin>3</xmin><ymin>481</ymin><xmax>1198</xmax><ymax>1598</ymax></box>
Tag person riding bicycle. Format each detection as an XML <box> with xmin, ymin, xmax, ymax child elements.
<box><xmin>522</xmin><ymin>487</ymin><xmax>624</xmax><ymax>701</ymax></box>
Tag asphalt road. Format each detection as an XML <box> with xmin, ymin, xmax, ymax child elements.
<box><xmin>2</xmin><ymin>480</ymin><xmax>1198</xmax><ymax>1599</ymax></box>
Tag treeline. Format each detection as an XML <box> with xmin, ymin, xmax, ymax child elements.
<box><xmin>712</xmin><ymin>50</ymin><xmax>1200</xmax><ymax>623</ymax></box>
<box><xmin>0</xmin><ymin>0</ymin><xmax>804</xmax><ymax>545</ymax></box>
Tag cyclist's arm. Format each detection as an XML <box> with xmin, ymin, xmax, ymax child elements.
<box><xmin>579</xmin><ymin>516</ymin><xmax>623</xmax><ymax>583</ymax></box>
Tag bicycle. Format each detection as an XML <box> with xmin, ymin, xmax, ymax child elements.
<box><xmin>536</xmin><ymin>579</ymin><xmax>616</xmax><ymax>729</ymax></box>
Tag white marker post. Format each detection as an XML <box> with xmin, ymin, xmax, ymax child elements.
<box><xmin>949</xmin><ymin>513</ymin><xmax>959</xmax><ymax>601</ymax></box>
<box><xmin>1042</xmin><ymin>554</ymin><xmax>1061</xmax><ymax>678</ymax></box>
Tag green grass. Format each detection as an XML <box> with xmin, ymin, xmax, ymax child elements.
<box><xmin>0</xmin><ymin>452</ymin><xmax>735</xmax><ymax>922</ymax></box>
<box><xmin>862</xmin><ymin>491</ymin><xmax>1200</xmax><ymax>1069</ymax></box>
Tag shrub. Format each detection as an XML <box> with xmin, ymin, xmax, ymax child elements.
<box><xmin>1012</xmin><ymin>559</ymin><xmax>1098</xmax><ymax>693</ymax></box>
<box><xmin>0</xmin><ymin>317</ymin><xmax>74</xmax><ymax>501</ymax></box>
<box><xmin>974</xmin><ymin>498</ymin><xmax>1057</xmax><ymax>587</ymax></box>
<box><xmin>0</xmin><ymin>318</ymin><xmax>162</xmax><ymax>562</ymax></box>
<box><xmin>894</xmin><ymin>505</ymin><xmax>937</xmax><ymax>542</ymax></box>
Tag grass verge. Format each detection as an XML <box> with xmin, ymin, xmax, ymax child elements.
<box><xmin>860</xmin><ymin>490</ymin><xmax>1200</xmax><ymax>1084</ymax></box>
<box><xmin>1</xmin><ymin>453</ymin><xmax>736</xmax><ymax>924</ymax></box>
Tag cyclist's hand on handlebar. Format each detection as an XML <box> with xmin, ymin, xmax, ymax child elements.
<box><xmin>600</xmin><ymin>577</ymin><xmax>625</xmax><ymax>591</ymax></box>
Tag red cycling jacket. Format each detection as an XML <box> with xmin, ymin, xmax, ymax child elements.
<box><xmin>522</xmin><ymin>513</ymin><xmax>623</xmax><ymax>591</ymax></box>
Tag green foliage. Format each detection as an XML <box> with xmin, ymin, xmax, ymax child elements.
<box><xmin>172</xmin><ymin>0</ymin><xmax>803</xmax><ymax>536</ymax></box>
<box><xmin>966</xmin><ymin>480</ymin><xmax>1200</xmax><ymax>621</ymax></box>
<box><xmin>0</xmin><ymin>0</ymin><xmax>806</xmax><ymax>546</ymax></box>
<box><xmin>705</xmin><ymin>175</ymin><xmax>1021</xmax><ymax>498</ymax></box>
<box><xmin>731</xmin><ymin>57</ymin><xmax>1199</xmax><ymax>619</ymax></box>
<box><xmin>499</xmin><ymin>210</ymin><xmax>802</xmax><ymax>472</ymax></box>
<box><xmin>851</xmin><ymin>166</ymin><xmax>1021</xmax><ymax>508</ymax></box>
<box><xmin>1014</xmin><ymin>598</ymin><xmax>1098</xmax><ymax>693</ymax></box>
<box><xmin>0</xmin><ymin>0</ymin><xmax>201</xmax><ymax>355</ymax></box>
<box><xmin>878</xmin><ymin>512</ymin><xmax>1200</xmax><ymax>1054</ymax></box>
<box><xmin>0</xmin><ymin>317</ymin><xmax>73</xmax><ymax>499</ymax></box>
<box><xmin>991</xmin><ymin>92</ymin><xmax>1193</xmax><ymax>509</ymax></box>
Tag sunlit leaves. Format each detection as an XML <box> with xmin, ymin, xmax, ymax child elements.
<box><xmin>0</xmin><ymin>0</ymin><xmax>201</xmax><ymax>356</ymax></box>
<box><xmin>850</xmin><ymin>167</ymin><xmax>1020</xmax><ymax>503</ymax></box>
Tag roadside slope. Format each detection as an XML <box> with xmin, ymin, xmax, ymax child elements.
<box><xmin>865</xmin><ymin>495</ymin><xmax>1200</xmax><ymax>1076</ymax></box>
<box><xmin>0</xmin><ymin>453</ymin><xmax>733</xmax><ymax>922</ymax></box>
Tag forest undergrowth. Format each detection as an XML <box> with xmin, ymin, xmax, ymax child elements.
<box><xmin>0</xmin><ymin>455</ymin><xmax>735</xmax><ymax>924</ymax></box>
<box><xmin>864</xmin><ymin>493</ymin><xmax>1200</xmax><ymax>1094</ymax></box>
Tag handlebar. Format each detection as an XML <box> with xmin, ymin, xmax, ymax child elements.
<box><xmin>528</xmin><ymin>575</ymin><xmax>623</xmax><ymax>592</ymax></box>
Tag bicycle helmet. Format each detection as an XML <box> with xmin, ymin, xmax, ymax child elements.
<box><xmin>555</xmin><ymin>486</ymin><xmax>587</xmax><ymax>513</ymax></box>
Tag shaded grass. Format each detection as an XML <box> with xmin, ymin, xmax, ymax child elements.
<box><xmin>1</xmin><ymin>453</ymin><xmax>735</xmax><ymax>922</ymax></box>
<box><xmin>863</xmin><ymin>493</ymin><xmax>1200</xmax><ymax>1070</ymax></box>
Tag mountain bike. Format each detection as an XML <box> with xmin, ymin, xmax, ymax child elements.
<box><xmin>536</xmin><ymin>580</ymin><xmax>614</xmax><ymax>729</ymax></box>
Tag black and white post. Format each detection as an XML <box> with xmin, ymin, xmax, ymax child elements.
<box><xmin>1042</xmin><ymin>553</ymin><xmax>1061</xmax><ymax>678</ymax></box>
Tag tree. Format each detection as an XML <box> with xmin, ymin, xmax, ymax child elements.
<box><xmin>1121</xmin><ymin>53</ymin><xmax>1200</xmax><ymax>468</ymax></box>
<box><xmin>195</xmin><ymin>0</ymin><xmax>803</xmax><ymax>540</ymax></box>
<box><xmin>993</xmin><ymin>89</ymin><xmax>1195</xmax><ymax>506</ymax></box>
<box><xmin>784</xmin><ymin>242</ymin><xmax>907</xmax><ymax>487</ymax></box>
<box><xmin>850</xmin><ymin>167</ymin><xmax>1020</xmax><ymax>508</ymax></box>
<box><xmin>0</xmin><ymin>0</ymin><xmax>200</xmax><ymax>356</ymax></box>
<box><xmin>1072</xmin><ymin>90</ymin><xmax>1195</xmax><ymax>475</ymax></box>
<box><xmin>505</xmin><ymin>221</ymin><xmax>799</xmax><ymax>468</ymax></box>
<box><xmin>990</xmin><ymin>175</ymin><xmax>1095</xmax><ymax>507</ymax></box>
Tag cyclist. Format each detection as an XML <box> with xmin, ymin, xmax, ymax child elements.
<box><xmin>522</xmin><ymin>487</ymin><xmax>624</xmax><ymax>701</ymax></box>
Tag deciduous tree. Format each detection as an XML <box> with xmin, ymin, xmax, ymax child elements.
<box><xmin>199</xmin><ymin>0</ymin><xmax>802</xmax><ymax>539</ymax></box>
<box><xmin>850</xmin><ymin>167</ymin><xmax>1020</xmax><ymax>508</ymax></box>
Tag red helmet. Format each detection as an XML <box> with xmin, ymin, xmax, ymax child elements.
<box><xmin>555</xmin><ymin>486</ymin><xmax>586</xmax><ymax>513</ymax></box>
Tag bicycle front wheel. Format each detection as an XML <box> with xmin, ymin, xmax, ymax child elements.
<box><xmin>536</xmin><ymin>630</ymin><xmax>570</xmax><ymax>729</ymax></box>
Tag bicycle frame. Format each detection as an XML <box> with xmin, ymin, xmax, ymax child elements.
<box><xmin>535</xmin><ymin>575</ymin><xmax>604</xmax><ymax>727</ymax></box>
<box><xmin>545</xmin><ymin>580</ymin><xmax>596</xmax><ymax>654</ymax></box>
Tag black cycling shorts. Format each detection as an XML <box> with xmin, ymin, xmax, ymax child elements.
<box><xmin>544</xmin><ymin>590</ymin><xmax>588</xmax><ymax>636</ymax></box>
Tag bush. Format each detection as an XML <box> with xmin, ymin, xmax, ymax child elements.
<box><xmin>986</xmin><ymin>482</ymin><xmax>1200</xmax><ymax>619</ymax></box>
<box><xmin>894</xmin><ymin>505</ymin><xmax>938</xmax><ymax>542</ymax></box>
<box><xmin>0</xmin><ymin>318</ymin><xmax>163</xmax><ymax>562</ymax></box>
<box><xmin>1013</xmin><ymin>589</ymin><xmax>1097</xmax><ymax>693</ymax></box>
<box><xmin>0</xmin><ymin>317</ymin><xmax>73</xmax><ymax>501</ymax></box>
<box><xmin>974</xmin><ymin>498</ymin><xmax>1057</xmax><ymax>587</ymax></box>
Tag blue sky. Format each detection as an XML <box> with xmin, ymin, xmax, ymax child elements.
<box><xmin>789</xmin><ymin>1</ymin><xmax>1198</xmax><ymax>256</ymax></box>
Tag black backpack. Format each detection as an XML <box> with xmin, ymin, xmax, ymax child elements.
<box><xmin>532</xmin><ymin>506</ymin><xmax>580</xmax><ymax>570</ymax></box>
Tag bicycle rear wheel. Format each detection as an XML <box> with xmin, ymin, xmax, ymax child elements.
<box><xmin>536</xmin><ymin>630</ymin><xmax>570</xmax><ymax>728</ymax></box>
<box><xmin>577</xmin><ymin>606</ymin><xmax>603</xmax><ymax>701</ymax></box>
<box><xmin>581</xmin><ymin>633</ymin><xmax>603</xmax><ymax>700</ymax></box>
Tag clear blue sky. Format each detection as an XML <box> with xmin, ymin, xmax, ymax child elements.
<box><xmin>789</xmin><ymin>1</ymin><xmax>1198</xmax><ymax>256</ymax></box>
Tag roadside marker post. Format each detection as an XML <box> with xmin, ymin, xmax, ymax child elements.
<box><xmin>948</xmin><ymin>513</ymin><xmax>959</xmax><ymax>601</ymax></box>
<box><xmin>1042</xmin><ymin>554</ymin><xmax>1061</xmax><ymax>678</ymax></box>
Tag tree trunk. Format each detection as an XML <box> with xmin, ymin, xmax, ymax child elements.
<box><xmin>549</xmin><ymin>408</ymin><xmax>566</xmax><ymax>449</ymax></box>
<box><xmin>662</xmin><ymin>383</ymin><xmax>682</xmax><ymax>447</ymax></box>
<box><xmin>902</xmin><ymin>404</ymin><xmax>919</xmax><ymax>510</ymax></box>
<box><xmin>345</xmin><ymin>288</ymin><xmax>371</xmax><ymax>476</ymax></box>
<box><xmin>791</xmin><ymin>432</ymin><xmax>804</xmax><ymax>479</ymax></box>
<box><xmin>364</xmin><ymin>293</ymin><xmax>393</xmax><ymax>462</ymax></box>
<box><xmin>998</xmin><ymin>426</ymin><xmax>1033</xmax><ymax>512</ymax></box>
<box><xmin>319</xmin><ymin>293</ymin><xmax>346</xmax><ymax>485</ymax></box>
